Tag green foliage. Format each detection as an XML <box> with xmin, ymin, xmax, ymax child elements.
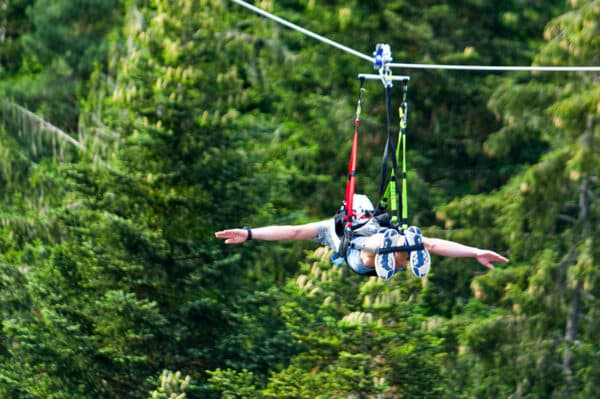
<box><xmin>436</xmin><ymin>2</ymin><xmax>600</xmax><ymax>398</ymax></box>
<box><xmin>0</xmin><ymin>0</ymin><xmax>599</xmax><ymax>398</ymax></box>
<box><xmin>209</xmin><ymin>248</ymin><xmax>448</xmax><ymax>398</ymax></box>
<box><xmin>0</xmin><ymin>0</ymin><xmax>33</xmax><ymax>76</ymax></box>
<box><xmin>0</xmin><ymin>0</ymin><xmax>124</xmax><ymax>130</ymax></box>
<box><xmin>148</xmin><ymin>370</ymin><xmax>193</xmax><ymax>399</ymax></box>
<box><xmin>208</xmin><ymin>368</ymin><xmax>260</xmax><ymax>399</ymax></box>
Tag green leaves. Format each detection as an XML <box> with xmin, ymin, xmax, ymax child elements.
<box><xmin>148</xmin><ymin>370</ymin><xmax>193</xmax><ymax>399</ymax></box>
<box><xmin>435</xmin><ymin>2</ymin><xmax>600</xmax><ymax>397</ymax></box>
<box><xmin>0</xmin><ymin>0</ymin><xmax>599</xmax><ymax>398</ymax></box>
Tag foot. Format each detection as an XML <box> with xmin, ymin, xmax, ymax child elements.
<box><xmin>375</xmin><ymin>229</ymin><xmax>400</xmax><ymax>280</ymax></box>
<box><xmin>404</xmin><ymin>226</ymin><xmax>431</xmax><ymax>278</ymax></box>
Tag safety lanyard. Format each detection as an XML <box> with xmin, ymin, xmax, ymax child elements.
<box><xmin>344</xmin><ymin>77</ymin><xmax>365</xmax><ymax>228</ymax></box>
<box><xmin>379</xmin><ymin>79</ymin><xmax>409</xmax><ymax>229</ymax></box>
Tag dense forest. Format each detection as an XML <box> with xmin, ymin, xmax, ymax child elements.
<box><xmin>0</xmin><ymin>0</ymin><xmax>599</xmax><ymax>397</ymax></box>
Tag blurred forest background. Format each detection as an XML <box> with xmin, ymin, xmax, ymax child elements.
<box><xmin>0</xmin><ymin>0</ymin><xmax>599</xmax><ymax>398</ymax></box>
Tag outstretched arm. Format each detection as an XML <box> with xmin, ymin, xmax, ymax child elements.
<box><xmin>423</xmin><ymin>237</ymin><xmax>508</xmax><ymax>269</ymax></box>
<box><xmin>215</xmin><ymin>223</ymin><xmax>321</xmax><ymax>244</ymax></box>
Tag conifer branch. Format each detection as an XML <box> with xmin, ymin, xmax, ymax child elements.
<box><xmin>0</xmin><ymin>98</ymin><xmax>85</xmax><ymax>151</ymax></box>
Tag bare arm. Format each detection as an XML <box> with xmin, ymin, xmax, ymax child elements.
<box><xmin>423</xmin><ymin>237</ymin><xmax>508</xmax><ymax>269</ymax></box>
<box><xmin>215</xmin><ymin>223</ymin><xmax>320</xmax><ymax>244</ymax></box>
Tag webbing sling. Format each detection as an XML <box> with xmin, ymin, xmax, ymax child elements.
<box><xmin>343</xmin><ymin>76</ymin><xmax>365</xmax><ymax>228</ymax></box>
<box><xmin>382</xmin><ymin>79</ymin><xmax>409</xmax><ymax>229</ymax></box>
<box><xmin>399</xmin><ymin>82</ymin><xmax>409</xmax><ymax>229</ymax></box>
<box><xmin>377</xmin><ymin>83</ymin><xmax>403</xmax><ymax>228</ymax></box>
<box><xmin>336</xmin><ymin>77</ymin><xmax>366</xmax><ymax>267</ymax></box>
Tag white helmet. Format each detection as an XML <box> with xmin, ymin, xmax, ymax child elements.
<box><xmin>353</xmin><ymin>194</ymin><xmax>374</xmax><ymax>219</ymax></box>
<box><xmin>329</xmin><ymin>194</ymin><xmax>375</xmax><ymax>251</ymax></box>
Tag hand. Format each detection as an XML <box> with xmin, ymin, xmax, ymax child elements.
<box><xmin>215</xmin><ymin>229</ymin><xmax>249</xmax><ymax>244</ymax></box>
<box><xmin>476</xmin><ymin>250</ymin><xmax>509</xmax><ymax>270</ymax></box>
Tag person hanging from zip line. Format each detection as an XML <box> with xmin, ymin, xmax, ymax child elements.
<box><xmin>216</xmin><ymin>57</ymin><xmax>507</xmax><ymax>279</ymax></box>
<box><xmin>214</xmin><ymin>194</ymin><xmax>508</xmax><ymax>280</ymax></box>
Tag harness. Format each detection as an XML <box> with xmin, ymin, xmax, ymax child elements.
<box><xmin>334</xmin><ymin>45</ymin><xmax>423</xmax><ymax>271</ymax></box>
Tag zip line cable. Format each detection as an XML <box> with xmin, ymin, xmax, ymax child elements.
<box><xmin>230</xmin><ymin>0</ymin><xmax>372</xmax><ymax>63</ymax></box>
<box><xmin>230</xmin><ymin>0</ymin><xmax>600</xmax><ymax>73</ymax></box>
<box><xmin>388</xmin><ymin>62</ymin><xmax>600</xmax><ymax>72</ymax></box>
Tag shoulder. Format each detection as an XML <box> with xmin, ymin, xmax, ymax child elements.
<box><xmin>310</xmin><ymin>219</ymin><xmax>339</xmax><ymax>250</ymax></box>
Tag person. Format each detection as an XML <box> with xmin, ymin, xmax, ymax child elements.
<box><xmin>214</xmin><ymin>195</ymin><xmax>508</xmax><ymax>280</ymax></box>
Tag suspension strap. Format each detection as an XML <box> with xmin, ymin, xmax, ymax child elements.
<box><xmin>399</xmin><ymin>80</ymin><xmax>409</xmax><ymax>229</ymax></box>
<box><xmin>377</xmin><ymin>83</ymin><xmax>402</xmax><ymax>226</ymax></box>
<box><xmin>380</xmin><ymin>79</ymin><xmax>409</xmax><ymax>229</ymax></box>
<box><xmin>344</xmin><ymin>76</ymin><xmax>366</xmax><ymax>229</ymax></box>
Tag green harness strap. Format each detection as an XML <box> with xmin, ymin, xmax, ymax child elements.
<box><xmin>382</xmin><ymin>79</ymin><xmax>409</xmax><ymax>230</ymax></box>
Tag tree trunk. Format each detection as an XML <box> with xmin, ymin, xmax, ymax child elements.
<box><xmin>562</xmin><ymin>277</ymin><xmax>581</xmax><ymax>389</ymax></box>
<box><xmin>562</xmin><ymin>113</ymin><xmax>595</xmax><ymax>394</ymax></box>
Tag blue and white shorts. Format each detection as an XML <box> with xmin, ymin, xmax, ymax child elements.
<box><xmin>345</xmin><ymin>236</ymin><xmax>374</xmax><ymax>275</ymax></box>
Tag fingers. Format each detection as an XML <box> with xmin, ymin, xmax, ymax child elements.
<box><xmin>483</xmin><ymin>262</ymin><xmax>495</xmax><ymax>270</ymax></box>
<box><xmin>215</xmin><ymin>229</ymin><xmax>237</xmax><ymax>238</ymax></box>
<box><xmin>478</xmin><ymin>251</ymin><xmax>509</xmax><ymax>270</ymax></box>
<box><xmin>490</xmin><ymin>252</ymin><xmax>508</xmax><ymax>263</ymax></box>
<box><xmin>491</xmin><ymin>254</ymin><xmax>509</xmax><ymax>264</ymax></box>
<box><xmin>215</xmin><ymin>230</ymin><xmax>236</xmax><ymax>239</ymax></box>
<box><xmin>215</xmin><ymin>230</ymin><xmax>234</xmax><ymax>242</ymax></box>
<box><xmin>215</xmin><ymin>229</ymin><xmax>245</xmax><ymax>244</ymax></box>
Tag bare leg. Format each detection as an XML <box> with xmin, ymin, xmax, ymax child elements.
<box><xmin>359</xmin><ymin>233</ymin><xmax>408</xmax><ymax>269</ymax></box>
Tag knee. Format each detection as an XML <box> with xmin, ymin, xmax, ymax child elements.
<box><xmin>360</xmin><ymin>250</ymin><xmax>375</xmax><ymax>267</ymax></box>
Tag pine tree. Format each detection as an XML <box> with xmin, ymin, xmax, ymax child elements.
<box><xmin>437</xmin><ymin>1</ymin><xmax>600</xmax><ymax>397</ymax></box>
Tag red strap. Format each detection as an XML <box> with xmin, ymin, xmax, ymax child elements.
<box><xmin>344</xmin><ymin>78</ymin><xmax>365</xmax><ymax>229</ymax></box>
<box><xmin>344</xmin><ymin>122</ymin><xmax>359</xmax><ymax>227</ymax></box>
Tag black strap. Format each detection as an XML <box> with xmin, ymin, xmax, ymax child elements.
<box><xmin>374</xmin><ymin>243</ymin><xmax>424</xmax><ymax>254</ymax></box>
<box><xmin>350</xmin><ymin>241</ymin><xmax>424</xmax><ymax>254</ymax></box>
<box><xmin>377</xmin><ymin>85</ymin><xmax>402</xmax><ymax>225</ymax></box>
